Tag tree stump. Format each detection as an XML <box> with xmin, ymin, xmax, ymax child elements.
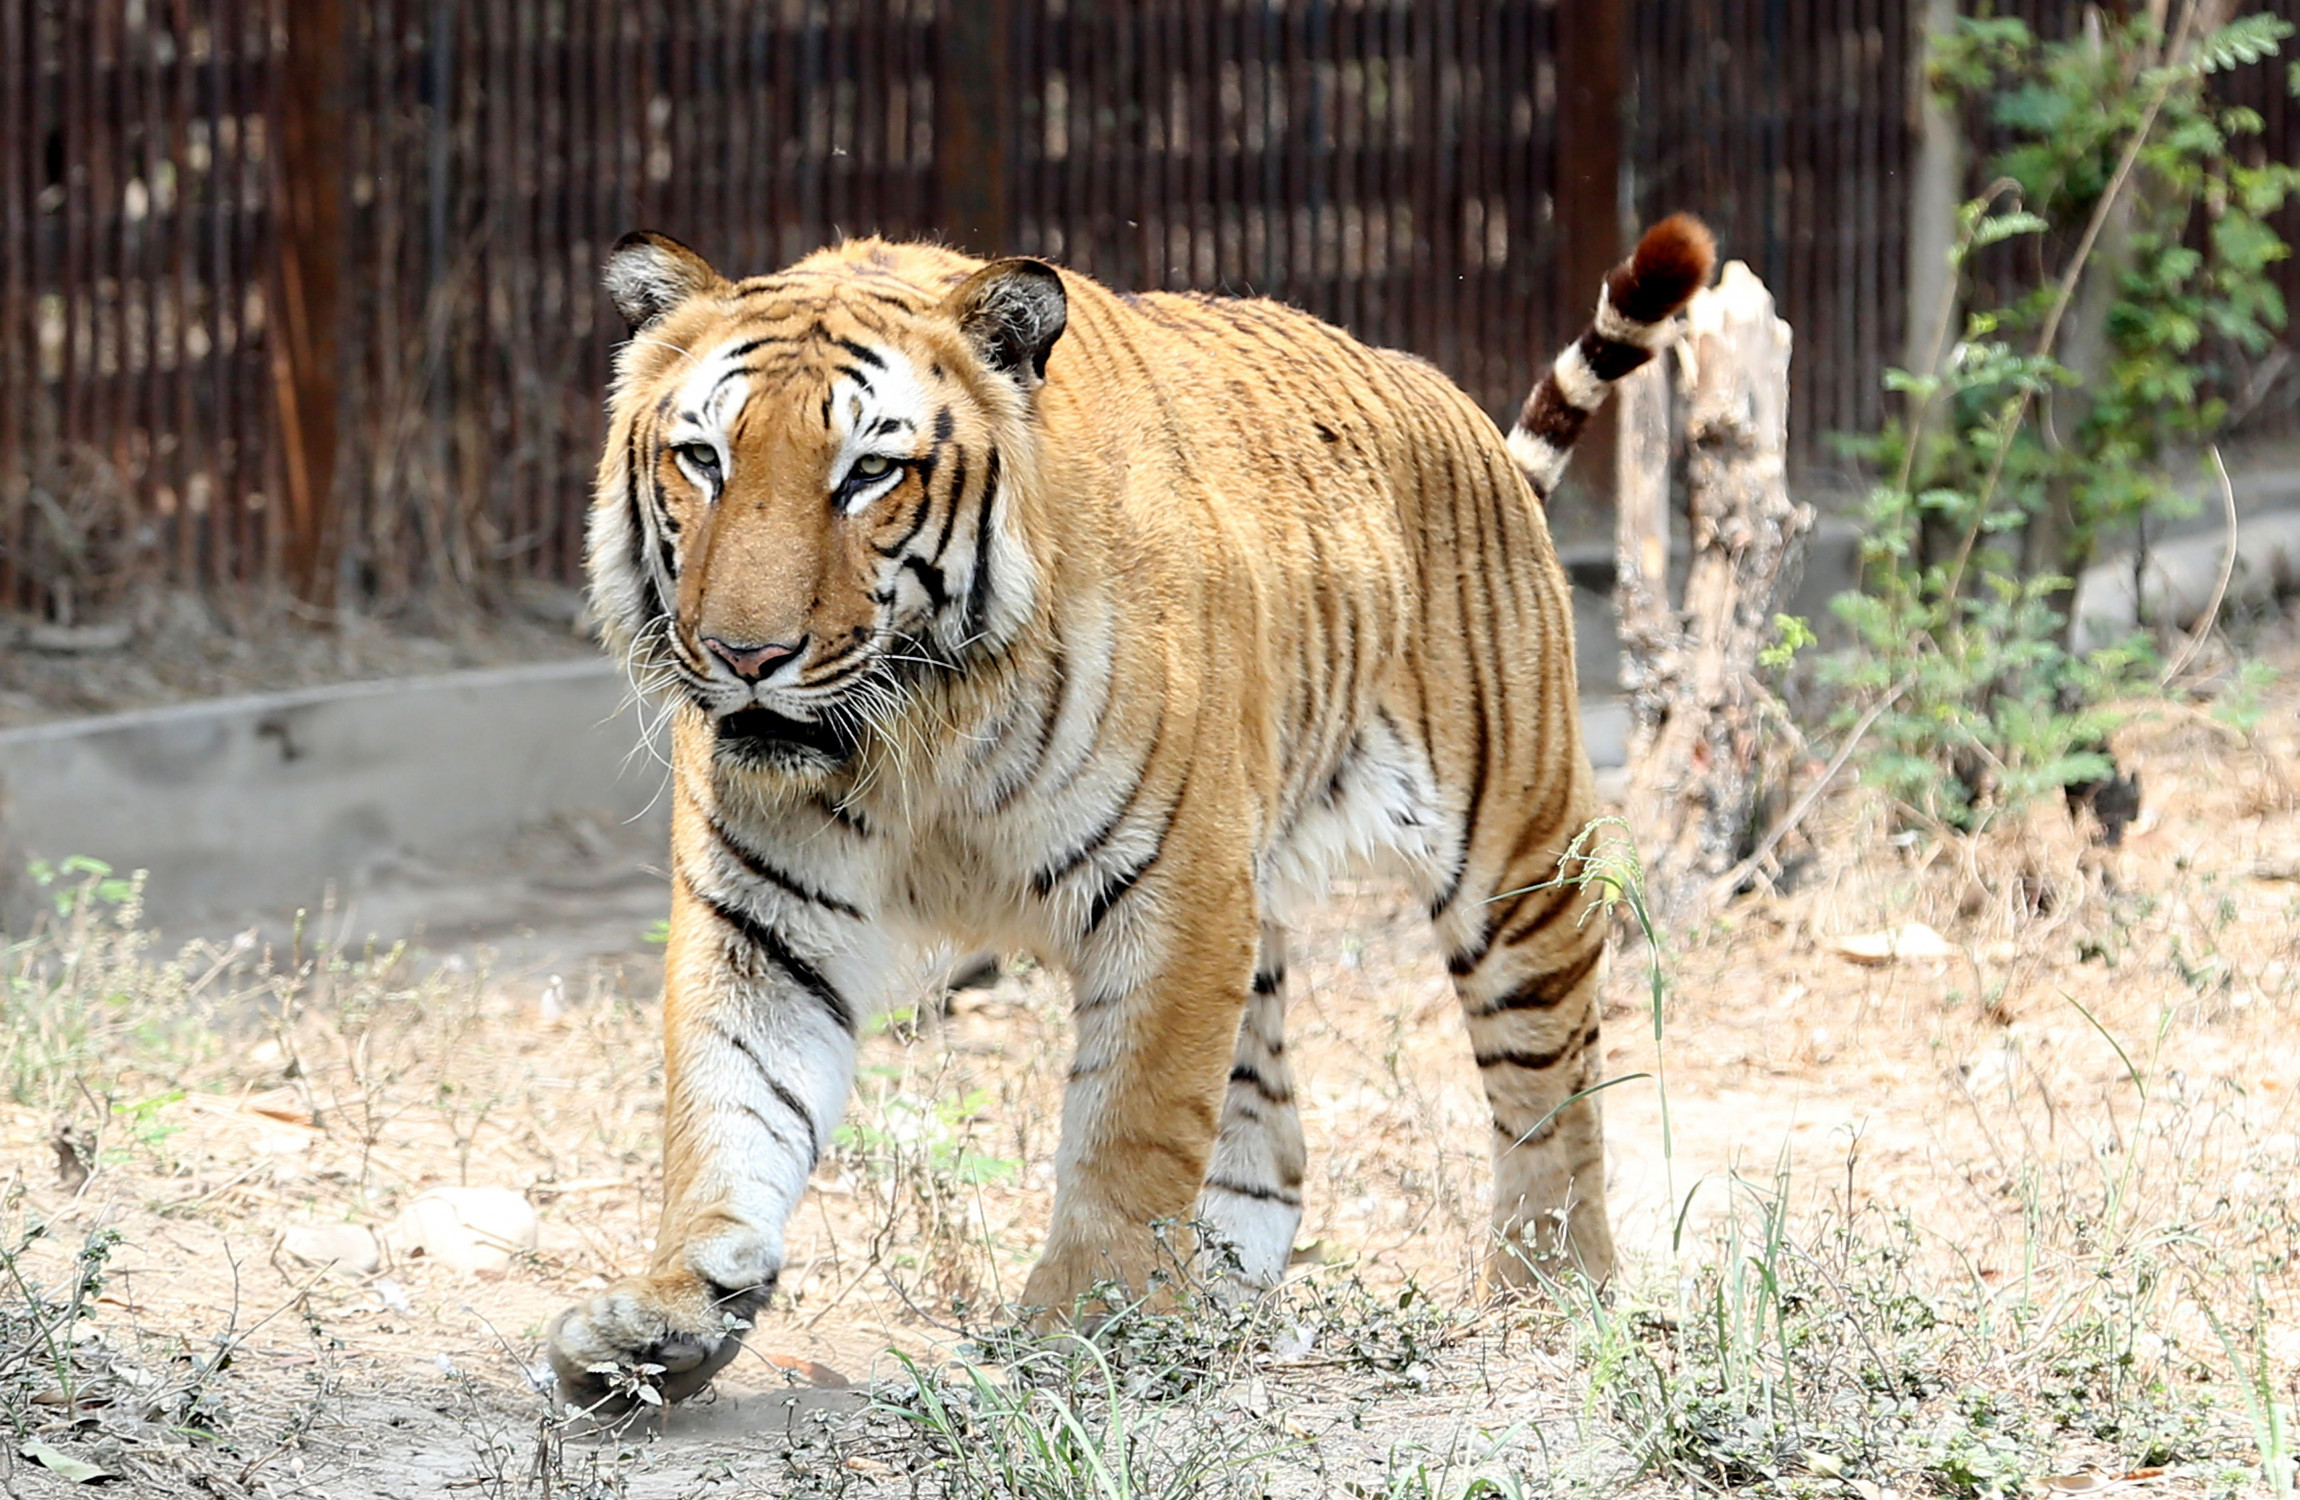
<box><xmin>1614</xmin><ymin>261</ymin><xmax>1811</xmax><ymax>925</ymax></box>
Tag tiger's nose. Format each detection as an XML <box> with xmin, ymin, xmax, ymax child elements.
<box><xmin>702</xmin><ymin>635</ymin><xmax>805</xmax><ymax>683</ymax></box>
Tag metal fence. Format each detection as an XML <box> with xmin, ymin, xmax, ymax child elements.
<box><xmin>4</xmin><ymin>0</ymin><xmax>2297</xmax><ymax>612</ymax></box>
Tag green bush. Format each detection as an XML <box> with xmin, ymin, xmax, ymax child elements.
<box><xmin>1825</xmin><ymin>10</ymin><xmax>2297</xmax><ymax>831</ymax></box>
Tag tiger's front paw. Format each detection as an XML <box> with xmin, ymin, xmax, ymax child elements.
<box><xmin>1016</xmin><ymin>1217</ymin><xmax>1187</xmax><ymax>1332</ymax></box>
<box><xmin>545</xmin><ymin>1271</ymin><xmax>771</xmax><ymax>1413</ymax></box>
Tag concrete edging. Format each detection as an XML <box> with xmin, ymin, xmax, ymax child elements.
<box><xmin>0</xmin><ymin>656</ymin><xmax>1635</xmax><ymax>932</ymax></box>
<box><xmin>0</xmin><ymin>659</ymin><xmax>668</xmax><ymax>929</ymax></box>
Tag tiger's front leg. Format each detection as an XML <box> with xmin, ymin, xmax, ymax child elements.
<box><xmin>545</xmin><ymin>795</ymin><xmax>887</xmax><ymax>1411</ymax></box>
<box><xmin>1018</xmin><ymin>855</ymin><xmax>1261</xmax><ymax>1323</ymax></box>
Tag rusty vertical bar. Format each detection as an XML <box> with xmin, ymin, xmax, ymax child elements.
<box><xmin>92</xmin><ymin>5</ymin><xmax>125</xmax><ymax>502</ymax></box>
<box><xmin>1552</xmin><ymin>0</ymin><xmax>1625</xmax><ymax>521</ymax></box>
<box><xmin>273</xmin><ymin>0</ymin><xmax>348</xmax><ymax>606</ymax></box>
<box><xmin>1145</xmin><ymin>0</ymin><xmax>1168</xmax><ymax>285</ymax></box>
<box><xmin>1255</xmin><ymin>0</ymin><xmax>1278</xmax><ymax>298</ymax></box>
<box><xmin>503</xmin><ymin>0</ymin><xmax>530</xmax><ymax>578</ymax></box>
<box><xmin>1010</xmin><ymin>0</ymin><xmax>1029</xmax><ymax>256</ymax></box>
<box><xmin>828</xmin><ymin>0</ymin><xmax>852</xmax><ymax>235</ymax></box>
<box><xmin>0</xmin><ymin>0</ymin><xmax>30</xmax><ymax>606</ymax></box>
<box><xmin>1057</xmin><ymin>0</ymin><xmax>1084</xmax><ymax>275</ymax></box>
<box><xmin>1235</xmin><ymin>0</ymin><xmax>1258</xmax><ymax>297</ymax></box>
<box><xmin>1381</xmin><ymin>0</ymin><xmax>1409</xmax><ymax>351</ymax></box>
<box><xmin>1462</xmin><ymin>0</ymin><xmax>1489</xmax><ymax>406</ymax></box>
<box><xmin>536</xmin><ymin>0</ymin><xmax>562</xmax><ymax>579</ymax></box>
<box><xmin>771</xmin><ymin>0</ymin><xmax>797</xmax><ymax>260</ymax></box>
<box><xmin>1405</xmin><ymin>0</ymin><xmax>1435</xmax><ymax>369</ymax></box>
<box><xmin>1185</xmin><ymin>0</ymin><xmax>1210</xmax><ymax>288</ymax></box>
<box><xmin>210</xmin><ymin>0</ymin><xmax>239</xmax><ymax>587</ymax></box>
<box><xmin>937</xmin><ymin>0</ymin><xmax>1014</xmax><ymax>256</ymax></box>
<box><xmin>136</xmin><ymin>0</ymin><xmax>168</xmax><ymax>559</ymax></box>
<box><xmin>1351</xmin><ymin>0</ymin><xmax>1379</xmax><ymax>346</ymax></box>
<box><xmin>1093</xmin><ymin>2</ymin><xmax>1118</xmax><ymax>285</ymax></box>
<box><xmin>167</xmin><ymin>0</ymin><xmax>202</xmax><ymax>587</ymax></box>
<box><xmin>727</xmin><ymin>0</ymin><xmax>754</xmax><ymax>257</ymax></box>
<box><xmin>906</xmin><ymin>0</ymin><xmax>930</xmax><ymax>235</ymax></box>
<box><xmin>59</xmin><ymin>1</ymin><xmax>89</xmax><ymax>509</ymax></box>
<box><xmin>479</xmin><ymin>0</ymin><xmax>509</xmax><ymax>577</ymax></box>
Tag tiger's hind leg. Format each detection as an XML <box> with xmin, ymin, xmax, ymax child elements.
<box><xmin>1442</xmin><ymin>853</ymin><xmax>1615</xmax><ymax>1289</ymax></box>
<box><xmin>1194</xmin><ymin>924</ymin><xmax>1306</xmax><ymax>1289</ymax></box>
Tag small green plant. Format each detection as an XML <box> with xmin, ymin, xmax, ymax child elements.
<box><xmin>2201</xmin><ymin>1273</ymin><xmax>2297</xmax><ymax>1499</ymax></box>
<box><xmin>836</xmin><ymin>1082</ymin><xmax>1021</xmax><ymax>1191</ymax></box>
<box><xmin>834</xmin><ymin>1054</ymin><xmax>1023</xmax><ymax>1316</ymax></box>
<box><xmin>26</xmin><ymin>855</ymin><xmax>137</xmax><ymax>917</ymax></box>
<box><xmin>1829</xmin><ymin>8</ymin><xmax>2298</xmax><ymax>830</ymax></box>
<box><xmin>879</xmin><ymin>1340</ymin><xmax>1285</xmax><ymax>1500</ymax></box>
<box><xmin>1758</xmin><ymin>613</ymin><xmax>1816</xmax><ymax>671</ymax></box>
<box><xmin>1548</xmin><ymin>820</ymin><xmax>2266</xmax><ymax>1494</ymax></box>
<box><xmin>109</xmin><ymin>1088</ymin><xmax>188</xmax><ymax>1165</ymax></box>
<box><xmin>0</xmin><ymin>1206</ymin><xmax>122</xmax><ymax>1431</ymax></box>
<box><xmin>1</xmin><ymin>860</ymin><xmax>211</xmax><ymax>1110</ymax></box>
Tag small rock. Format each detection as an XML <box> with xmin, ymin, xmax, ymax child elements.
<box><xmin>384</xmin><ymin>1187</ymin><xmax>538</xmax><ymax>1276</ymax></box>
<box><xmin>281</xmin><ymin>1224</ymin><xmax>382</xmax><ymax>1277</ymax></box>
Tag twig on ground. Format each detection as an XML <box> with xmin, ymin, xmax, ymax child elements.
<box><xmin>878</xmin><ymin>1267</ymin><xmax>969</xmax><ymax>1336</ymax></box>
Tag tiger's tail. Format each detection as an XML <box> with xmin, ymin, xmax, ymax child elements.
<box><xmin>1506</xmin><ymin>213</ymin><xmax>1716</xmax><ymax>499</ymax></box>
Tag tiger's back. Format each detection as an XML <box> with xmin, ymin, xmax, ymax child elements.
<box><xmin>549</xmin><ymin>217</ymin><xmax>1713</xmax><ymax>1409</ymax></box>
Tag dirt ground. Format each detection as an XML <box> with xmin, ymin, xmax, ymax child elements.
<box><xmin>1</xmin><ymin>639</ymin><xmax>2296</xmax><ymax>1497</ymax></box>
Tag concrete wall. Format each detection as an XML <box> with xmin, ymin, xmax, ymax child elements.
<box><xmin>0</xmin><ymin>655</ymin><xmax>1638</xmax><ymax>935</ymax></box>
<box><xmin>0</xmin><ymin>661</ymin><xmax>669</xmax><ymax>929</ymax></box>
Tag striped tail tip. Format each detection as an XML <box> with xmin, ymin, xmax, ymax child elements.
<box><xmin>1507</xmin><ymin>213</ymin><xmax>1716</xmax><ymax>498</ymax></box>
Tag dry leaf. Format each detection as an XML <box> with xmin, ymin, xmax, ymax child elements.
<box><xmin>20</xmin><ymin>1437</ymin><xmax>112</xmax><ymax>1483</ymax></box>
<box><xmin>759</xmin><ymin>1352</ymin><xmax>851</xmax><ymax>1388</ymax></box>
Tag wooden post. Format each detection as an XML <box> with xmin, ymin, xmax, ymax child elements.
<box><xmin>1616</xmin><ymin>262</ymin><xmax>1811</xmax><ymax>923</ymax></box>
<box><xmin>1907</xmin><ymin>0</ymin><xmax>1966</xmax><ymax>580</ymax></box>
<box><xmin>273</xmin><ymin>0</ymin><xmax>349</xmax><ymax>608</ymax></box>
<box><xmin>1614</xmin><ymin>335</ymin><xmax>1672</xmax><ymax>664</ymax></box>
<box><xmin>1552</xmin><ymin>0</ymin><xmax>1627</xmax><ymax>534</ymax></box>
<box><xmin>935</xmin><ymin>0</ymin><xmax>1015</xmax><ymax>257</ymax></box>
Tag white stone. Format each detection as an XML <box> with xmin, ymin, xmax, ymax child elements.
<box><xmin>1827</xmin><ymin>922</ymin><xmax>1954</xmax><ymax>965</ymax></box>
<box><xmin>281</xmin><ymin>1223</ymin><xmax>382</xmax><ymax>1277</ymax></box>
<box><xmin>385</xmin><ymin>1187</ymin><xmax>539</xmax><ymax>1277</ymax></box>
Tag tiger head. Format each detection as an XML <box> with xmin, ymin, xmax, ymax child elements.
<box><xmin>587</xmin><ymin>233</ymin><xmax>1065</xmax><ymax>777</ymax></box>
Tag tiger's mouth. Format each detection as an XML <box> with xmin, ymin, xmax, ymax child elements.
<box><xmin>711</xmin><ymin>704</ymin><xmax>861</xmax><ymax>772</ymax></box>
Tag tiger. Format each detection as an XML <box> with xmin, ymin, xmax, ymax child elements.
<box><xmin>546</xmin><ymin>214</ymin><xmax>1716</xmax><ymax>1408</ymax></box>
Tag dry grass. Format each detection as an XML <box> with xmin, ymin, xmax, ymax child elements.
<box><xmin>1</xmin><ymin>651</ymin><xmax>2296</xmax><ymax>1496</ymax></box>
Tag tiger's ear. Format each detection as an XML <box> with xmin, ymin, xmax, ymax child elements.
<box><xmin>604</xmin><ymin>231</ymin><xmax>722</xmax><ymax>333</ymax></box>
<box><xmin>945</xmin><ymin>258</ymin><xmax>1067</xmax><ymax>389</ymax></box>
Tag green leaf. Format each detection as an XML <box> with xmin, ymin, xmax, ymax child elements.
<box><xmin>1972</xmin><ymin>209</ymin><xmax>2048</xmax><ymax>247</ymax></box>
<box><xmin>2192</xmin><ymin>14</ymin><xmax>2292</xmax><ymax>74</ymax></box>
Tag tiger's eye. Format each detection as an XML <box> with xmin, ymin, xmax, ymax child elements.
<box><xmin>674</xmin><ymin>443</ymin><xmax>721</xmax><ymax>481</ymax></box>
<box><xmin>852</xmin><ymin>454</ymin><xmax>894</xmax><ymax>480</ymax></box>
